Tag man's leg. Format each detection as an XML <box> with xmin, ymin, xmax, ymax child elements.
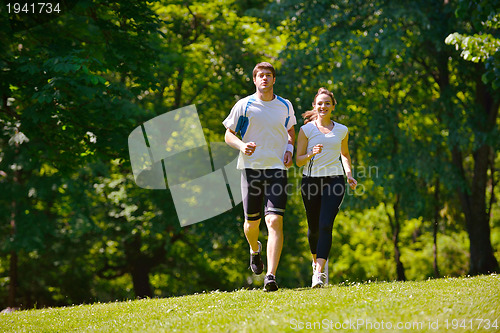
<box><xmin>265</xmin><ymin>214</ymin><xmax>283</xmax><ymax>276</ymax></box>
<box><xmin>245</xmin><ymin>217</ymin><xmax>264</xmax><ymax>275</ymax></box>
<box><xmin>262</xmin><ymin>169</ymin><xmax>287</xmax><ymax>291</ymax></box>
<box><xmin>244</xmin><ymin>218</ymin><xmax>261</xmax><ymax>253</ymax></box>
<box><xmin>241</xmin><ymin>169</ymin><xmax>264</xmax><ymax>274</ymax></box>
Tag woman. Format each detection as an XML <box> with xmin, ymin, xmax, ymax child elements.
<box><xmin>296</xmin><ymin>87</ymin><xmax>357</xmax><ymax>288</ymax></box>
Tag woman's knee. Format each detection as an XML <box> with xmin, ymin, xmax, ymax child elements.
<box><xmin>319</xmin><ymin>224</ymin><xmax>333</xmax><ymax>235</ymax></box>
<box><xmin>308</xmin><ymin>228</ymin><xmax>319</xmax><ymax>240</ymax></box>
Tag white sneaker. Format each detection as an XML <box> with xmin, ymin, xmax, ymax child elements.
<box><xmin>312</xmin><ymin>270</ymin><xmax>327</xmax><ymax>288</ymax></box>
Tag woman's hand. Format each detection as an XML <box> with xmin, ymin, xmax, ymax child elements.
<box><xmin>347</xmin><ymin>176</ymin><xmax>357</xmax><ymax>190</ymax></box>
<box><xmin>311</xmin><ymin>144</ymin><xmax>323</xmax><ymax>156</ymax></box>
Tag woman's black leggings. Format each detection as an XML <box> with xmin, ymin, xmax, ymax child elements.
<box><xmin>301</xmin><ymin>175</ymin><xmax>345</xmax><ymax>260</ymax></box>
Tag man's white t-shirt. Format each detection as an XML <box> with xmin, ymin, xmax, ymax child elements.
<box><xmin>223</xmin><ymin>94</ymin><xmax>297</xmax><ymax>170</ymax></box>
<box><xmin>301</xmin><ymin>121</ymin><xmax>348</xmax><ymax>177</ymax></box>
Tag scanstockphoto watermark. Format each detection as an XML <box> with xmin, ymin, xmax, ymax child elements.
<box><xmin>243</xmin><ymin>165</ymin><xmax>377</xmax><ymax>199</ymax></box>
<box><xmin>289</xmin><ymin>318</ymin><xmax>499</xmax><ymax>331</ymax></box>
<box><xmin>128</xmin><ymin>105</ymin><xmax>243</xmax><ymax>227</ymax></box>
<box><xmin>128</xmin><ymin>105</ymin><xmax>379</xmax><ymax>227</ymax></box>
<box><xmin>290</xmin><ymin>318</ymin><xmax>429</xmax><ymax>331</ymax></box>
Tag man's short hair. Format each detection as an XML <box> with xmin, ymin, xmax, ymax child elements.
<box><xmin>253</xmin><ymin>62</ymin><xmax>275</xmax><ymax>78</ymax></box>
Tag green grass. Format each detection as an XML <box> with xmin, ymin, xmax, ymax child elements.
<box><xmin>2</xmin><ymin>275</ymin><xmax>499</xmax><ymax>332</ymax></box>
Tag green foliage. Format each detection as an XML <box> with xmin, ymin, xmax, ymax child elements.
<box><xmin>0</xmin><ymin>0</ymin><xmax>168</xmax><ymax>308</ymax></box>
<box><xmin>445</xmin><ymin>33</ymin><xmax>500</xmax><ymax>63</ymax></box>
<box><xmin>328</xmin><ymin>205</ymin><xmax>470</xmax><ymax>283</ymax></box>
<box><xmin>141</xmin><ymin>0</ymin><xmax>286</xmax><ymax>142</ymax></box>
<box><xmin>1</xmin><ymin>0</ymin><xmax>286</xmax><ymax>308</ymax></box>
<box><xmin>0</xmin><ymin>0</ymin><xmax>499</xmax><ymax>309</ymax></box>
<box><xmin>446</xmin><ymin>0</ymin><xmax>500</xmax><ymax>89</ymax></box>
<box><xmin>272</xmin><ymin>0</ymin><xmax>499</xmax><ymax>278</ymax></box>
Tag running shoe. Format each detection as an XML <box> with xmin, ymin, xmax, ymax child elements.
<box><xmin>312</xmin><ymin>270</ymin><xmax>327</xmax><ymax>288</ymax></box>
<box><xmin>264</xmin><ymin>274</ymin><xmax>278</xmax><ymax>292</ymax></box>
<box><xmin>249</xmin><ymin>241</ymin><xmax>264</xmax><ymax>275</ymax></box>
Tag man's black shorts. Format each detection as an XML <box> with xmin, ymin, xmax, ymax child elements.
<box><xmin>241</xmin><ymin>168</ymin><xmax>288</xmax><ymax>221</ymax></box>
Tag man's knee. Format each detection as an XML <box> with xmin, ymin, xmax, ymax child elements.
<box><xmin>244</xmin><ymin>219</ymin><xmax>261</xmax><ymax>230</ymax></box>
<box><xmin>265</xmin><ymin>214</ymin><xmax>283</xmax><ymax>231</ymax></box>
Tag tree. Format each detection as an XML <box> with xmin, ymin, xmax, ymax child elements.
<box><xmin>444</xmin><ymin>0</ymin><xmax>500</xmax><ymax>274</ymax></box>
<box><xmin>445</xmin><ymin>0</ymin><xmax>500</xmax><ymax>89</ymax></box>
<box><xmin>0</xmin><ymin>0</ymin><xmax>285</xmax><ymax>307</ymax></box>
<box><xmin>268</xmin><ymin>0</ymin><xmax>498</xmax><ymax>276</ymax></box>
<box><xmin>92</xmin><ymin>0</ymin><xmax>284</xmax><ymax>298</ymax></box>
<box><xmin>0</xmin><ymin>0</ymin><xmax>164</xmax><ymax>307</ymax></box>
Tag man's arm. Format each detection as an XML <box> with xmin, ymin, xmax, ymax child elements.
<box><xmin>287</xmin><ymin>127</ymin><xmax>296</xmax><ymax>146</ymax></box>
<box><xmin>283</xmin><ymin>126</ymin><xmax>296</xmax><ymax>168</ymax></box>
<box><xmin>225</xmin><ymin>128</ymin><xmax>256</xmax><ymax>156</ymax></box>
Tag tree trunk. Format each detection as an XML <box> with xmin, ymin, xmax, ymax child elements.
<box><xmin>438</xmin><ymin>57</ymin><xmax>499</xmax><ymax>275</ymax></box>
<box><xmin>465</xmin><ymin>74</ymin><xmax>500</xmax><ymax>275</ymax></box>
<box><xmin>433</xmin><ymin>178</ymin><xmax>440</xmax><ymax>278</ymax></box>
<box><xmin>124</xmin><ymin>234</ymin><xmax>153</xmax><ymax>299</ymax></box>
<box><xmin>452</xmin><ymin>143</ymin><xmax>499</xmax><ymax>275</ymax></box>
<box><xmin>174</xmin><ymin>65</ymin><xmax>184</xmax><ymax>109</ymax></box>
<box><xmin>385</xmin><ymin>198</ymin><xmax>406</xmax><ymax>281</ymax></box>
<box><xmin>8</xmin><ymin>251</ymin><xmax>18</xmax><ymax>307</ymax></box>
<box><xmin>131</xmin><ymin>260</ymin><xmax>153</xmax><ymax>299</ymax></box>
<box><xmin>393</xmin><ymin>217</ymin><xmax>406</xmax><ymax>281</ymax></box>
<box><xmin>8</xmin><ymin>183</ymin><xmax>18</xmax><ymax>307</ymax></box>
<box><xmin>466</xmin><ymin>144</ymin><xmax>499</xmax><ymax>274</ymax></box>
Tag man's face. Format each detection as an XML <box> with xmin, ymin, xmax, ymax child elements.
<box><xmin>253</xmin><ymin>69</ymin><xmax>275</xmax><ymax>92</ymax></box>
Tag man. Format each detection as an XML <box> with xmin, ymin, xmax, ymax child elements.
<box><xmin>223</xmin><ymin>62</ymin><xmax>296</xmax><ymax>291</ymax></box>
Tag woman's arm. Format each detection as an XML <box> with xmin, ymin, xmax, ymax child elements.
<box><xmin>296</xmin><ymin>128</ymin><xmax>322</xmax><ymax>167</ymax></box>
<box><xmin>340</xmin><ymin>131</ymin><xmax>357</xmax><ymax>189</ymax></box>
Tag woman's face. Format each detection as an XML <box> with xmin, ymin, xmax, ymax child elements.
<box><xmin>314</xmin><ymin>93</ymin><xmax>335</xmax><ymax>118</ymax></box>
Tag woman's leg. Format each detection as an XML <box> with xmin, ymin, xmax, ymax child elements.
<box><xmin>316</xmin><ymin>176</ymin><xmax>345</xmax><ymax>272</ymax></box>
<box><xmin>301</xmin><ymin>176</ymin><xmax>322</xmax><ymax>264</ymax></box>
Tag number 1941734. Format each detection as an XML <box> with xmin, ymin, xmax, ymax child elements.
<box><xmin>6</xmin><ymin>3</ymin><xmax>61</xmax><ymax>14</ymax></box>
<box><xmin>444</xmin><ymin>319</ymin><xmax>498</xmax><ymax>330</ymax></box>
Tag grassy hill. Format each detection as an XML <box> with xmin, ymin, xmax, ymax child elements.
<box><xmin>1</xmin><ymin>274</ymin><xmax>499</xmax><ymax>332</ymax></box>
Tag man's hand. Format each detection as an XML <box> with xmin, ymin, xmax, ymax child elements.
<box><xmin>283</xmin><ymin>151</ymin><xmax>293</xmax><ymax>168</ymax></box>
<box><xmin>242</xmin><ymin>142</ymin><xmax>257</xmax><ymax>156</ymax></box>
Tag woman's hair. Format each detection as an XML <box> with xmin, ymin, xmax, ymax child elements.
<box><xmin>302</xmin><ymin>87</ymin><xmax>337</xmax><ymax>124</ymax></box>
